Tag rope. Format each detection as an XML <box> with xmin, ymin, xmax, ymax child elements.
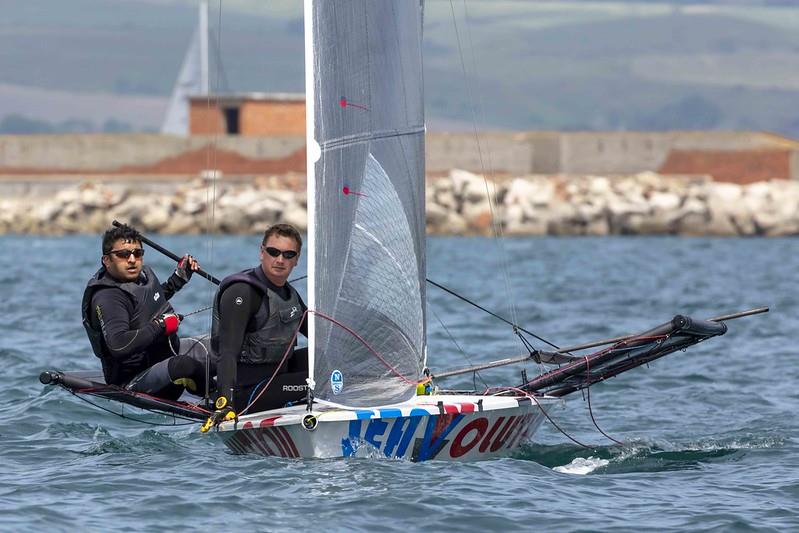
<box><xmin>490</xmin><ymin>386</ymin><xmax>592</xmax><ymax>449</ymax></box>
<box><xmin>237</xmin><ymin>317</ymin><xmax>302</xmax><ymax>416</ymax></box>
<box><xmin>240</xmin><ymin>307</ymin><xmax>436</xmax><ymax>416</ymax></box>
<box><xmin>583</xmin><ymin>356</ymin><xmax>624</xmax><ymax>446</ymax></box>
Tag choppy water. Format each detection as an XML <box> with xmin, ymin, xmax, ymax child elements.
<box><xmin>2</xmin><ymin>235</ymin><xmax>797</xmax><ymax>531</ymax></box>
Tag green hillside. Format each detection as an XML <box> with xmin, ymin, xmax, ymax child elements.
<box><xmin>1</xmin><ymin>0</ymin><xmax>799</xmax><ymax>135</ymax></box>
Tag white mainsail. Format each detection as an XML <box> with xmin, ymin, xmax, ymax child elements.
<box><xmin>305</xmin><ymin>0</ymin><xmax>427</xmax><ymax>407</ymax></box>
<box><xmin>161</xmin><ymin>0</ymin><xmax>209</xmax><ymax>135</ymax></box>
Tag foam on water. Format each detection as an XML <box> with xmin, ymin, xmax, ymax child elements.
<box><xmin>553</xmin><ymin>456</ymin><xmax>610</xmax><ymax>475</ymax></box>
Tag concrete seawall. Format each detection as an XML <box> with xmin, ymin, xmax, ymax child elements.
<box><xmin>2</xmin><ymin>131</ymin><xmax>798</xmax><ymax>183</ymax></box>
<box><xmin>2</xmin><ymin>170</ymin><xmax>797</xmax><ymax>236</ymax></box>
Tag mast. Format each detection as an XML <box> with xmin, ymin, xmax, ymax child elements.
<box><xmin>303</xmin><ymin>0</ymin><xmax>317</xmax><ymax>397</ymax></box>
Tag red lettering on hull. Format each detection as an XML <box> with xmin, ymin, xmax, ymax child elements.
<box><xmin>449</xmin><ymin>418</ymin><xmax>489</xmax><ymax>458</ymax></box>
<box><xmin>478</xmin><ymin>417</ymin><xmax>506</xmax><ymax>453</ymax></box>
<box><xmin>490</xmin><ymin>416</ymin><xmax>520</xmax><ymax>452</ymax></box>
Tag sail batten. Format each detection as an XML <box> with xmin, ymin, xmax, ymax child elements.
<box><xmin>306</xmin><ymin>0</ymin><xmax>426</xmax><ymax>407</ymax></box>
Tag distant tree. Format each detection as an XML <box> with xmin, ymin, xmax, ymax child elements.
<box><xmin>102</xmin><ymin>119</ymin><xmax>133</xmax><ymax>133</ymax></box>
<box><xmin>57</xmin><ymin>118</ymin><xmax>95</xmax><ymax>133</ymax></box>
<box><xmin>0</xmin><ymin>114</ymin><xmax>121</xmax><ymax>134</ymax></box>
<box><xmin>0</xmin><ymin>114</ymin><xmax>54</xmax><ymax>134</ymax></box>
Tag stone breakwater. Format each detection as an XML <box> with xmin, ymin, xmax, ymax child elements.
<box><xmin>2</xmin><ymin>170</ymin><xmax>798</xmax><ymax>236</ymax></box>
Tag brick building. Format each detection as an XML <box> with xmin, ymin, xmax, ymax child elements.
<box><xmin>189</xmin><ymin>93</ymin><xmax>305</xmax><ymax>136</ymax></box>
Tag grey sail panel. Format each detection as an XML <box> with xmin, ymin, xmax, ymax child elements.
<box><xmin>308</xmin><ymin>1</ymin><xmax>426</xmax><ymax>406</ymax></box>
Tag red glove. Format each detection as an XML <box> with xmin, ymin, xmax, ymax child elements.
<box><xmin>155</xmin><ymin>313</ymin><xmax>180</xmax><ymax>336</ymax></box>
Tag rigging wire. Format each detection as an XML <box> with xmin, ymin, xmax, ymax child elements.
<box><xmin>66</xmin><ymin>388</ymin><xmax>202</xmax><ymax>427</ymax></box>
<box><xmin>427</xmin><ymin>277</ymin><xmax>560</xmax><ymax>350</ymax></box>
<box><xmin>200</xmin><ymin>0</ymin><xmax>225</xmax><ymax>405</ymax></box>
<box><xmin>447</xmin><ymin>0</ymin><xmax>520</xmax><ymax>332</ymax></box>
<box><xmin>429</xmin><ymin>305</ymin><xmax>489</xmax><ymax>389</ymax></box>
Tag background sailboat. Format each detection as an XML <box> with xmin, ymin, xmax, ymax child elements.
<box><xmin>161</xmin><ymin>1</ymin><xmax>208</xmax><ymax>135</ymax></box>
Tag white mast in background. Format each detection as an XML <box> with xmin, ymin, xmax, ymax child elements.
<box><xmin>199</xmin><ymin>0</ymin><xmax>209</xmax><ymax>95</ymax></box>
<box><xmin>161</xmin><ymin>0</ymin><xmax>209</xmax><ymax>135</ymax></box>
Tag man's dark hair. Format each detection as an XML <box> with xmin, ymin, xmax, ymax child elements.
<box><xmin>102</xmin><ymin>223</ymin><xmax>142</xmax><ymax>255</ymax></box>
<box><xmin>262</xmin><ymin>223</ymin><xmax>303</xmax><ymax>252</ymax></box>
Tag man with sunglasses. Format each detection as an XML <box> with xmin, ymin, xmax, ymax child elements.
<box><xmin>209</xmin><ymin>223</ymin><xmax>308</xmax><ymax>421</ymax></box>
<box><xmin>81</xmin><ymin>223</ymin><xmax>208</xmax><ymax>400</ymax></box>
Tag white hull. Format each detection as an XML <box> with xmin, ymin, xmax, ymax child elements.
<box><xmin>211</xmin><ymin>394</ymin><xmax>559</xmax><ymax>461</ymax></box>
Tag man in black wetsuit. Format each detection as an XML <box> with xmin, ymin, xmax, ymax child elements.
<box><xmin>81</xmin><ymin>223</ymin><xmax>210</xmax><ymax>400</ymax></box>
<box><xmin>210</xmin><ymin>223</ymin><xmax>308</xmax><ymax>420</ymax></box>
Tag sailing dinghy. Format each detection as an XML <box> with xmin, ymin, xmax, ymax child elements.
<box><xmin>189</xmin><ymin>0</ymin><xmax>754</xmax><ymax>461</ymax></box>
<box><xmin>41</xmin><ymin>0</ymin><xmax>766</xmax><ymax>461</ymax></box>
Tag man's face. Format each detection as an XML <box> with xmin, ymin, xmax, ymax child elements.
<box><xmin>260</xmin><ymin>234</ymin><xmax>300</xmax><ymax>286</ymax></box>
<box><xmin>102</xmin><ymin>238</ymin><xmax>145</xmax><ymax>283</ymax></box>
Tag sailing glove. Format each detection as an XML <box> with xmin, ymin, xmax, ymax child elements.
<box><xmin>200</xmin><ymin>396</ymin><xmax>236</xmax><ymax>433</ymax></box>
<box><xmin>155</xmin><ymin>313</ymin><xmax>180</xmax><ymax>336</ymax></box>
<box><xmin>174</xmin><ymin>254</ymin><xmax>195</xmax><ymax>282</ymax></box>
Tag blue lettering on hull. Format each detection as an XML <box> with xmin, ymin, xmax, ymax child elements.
<box><xmin>341</xmin><ymin>408</ymin><xmax>463</xmax><ymax>460</ymax></box>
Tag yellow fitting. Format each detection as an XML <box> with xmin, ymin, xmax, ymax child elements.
<box><xmin>215</xmin><ymin>396</ymin><xmax>228</xmax><ymax>410</ymax></box>
<box><xmin>200</xmin><ymin>417</ymin><xmax>213</xmax><ymax>433</ymax></box>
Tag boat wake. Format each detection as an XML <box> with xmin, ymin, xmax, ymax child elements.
<box><xmin>513</xmin><ymin>434</ymin><xmax>784</xmax><ymax>475</ymax></box>
<box><xmin>553</xmin><ymin>456</ymin><xmax>610</xmax><ymax>475</ymax></box>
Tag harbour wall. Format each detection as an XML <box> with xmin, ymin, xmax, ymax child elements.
<box><xmin>2</xmin><ymin>131</ymin><xmax>798</xmax><ymax>183</ymax></box>
<box><xmin>2</xmin><ymin>170</ymin><xmax>798</xmax><ymax>236</ymax></box>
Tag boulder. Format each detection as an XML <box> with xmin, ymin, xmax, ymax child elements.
<box><xmin>282</xmin><ymin>203</ymin><xmax>308</xmax><ymax>231</ymax></box>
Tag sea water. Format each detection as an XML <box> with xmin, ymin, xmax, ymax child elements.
<box><xmin>2</xmin><ymin>234</ymin><xmax>797</xmax><ymax>531</ymax></box>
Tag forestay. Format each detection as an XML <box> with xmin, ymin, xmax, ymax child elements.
<box><xmin>305</xmin><ymin>0</ymin><xmax>427</xmax><ymax>407</ymax></box>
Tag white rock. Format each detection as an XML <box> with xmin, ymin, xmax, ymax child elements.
<box><xmin>461</xmin><ymin>175</ymin><xmax>494</xmax><ymax>205</ymax></box>
<box><xmin>282</xmin><ymin>203</ymin><xmax>308</xmax><ymax>231</ymax></box>
<box><xmin>649</xmin><ymin>191</ymin><xmax>681</xmax><ymax>212</ymax></box>
<box><xmin>244</xmin><ymin>196</ymin><xmax>284</xmax><ymax>222</ymax></box>
<box><xmin>435</xmin><ymin>188</ymin><xmax>458</xmax><ymax>211</ymax></box>
<box><xmin>449</xmin><ymin>169</ymin><xmax>482</xmax><ymax>197</ymax></box>
<box><xmin>426</xmin><ymin>202</ymin><xmax>450</xmax><ymax>227</ymax></box>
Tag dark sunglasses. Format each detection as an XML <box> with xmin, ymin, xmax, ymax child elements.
<box><xmin>263</xmin><ymin>246</ymin><xmax>298</xmax><ymax>259</ymax></box>
<box><xmin>107</xmin><ymin>248</ymin><xmax>145</xmax><ymax>260</ymax></box>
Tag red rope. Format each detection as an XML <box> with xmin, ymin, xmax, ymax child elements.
<box><xmin>237</xmin><ymin>307</ymin><xmax>431</xmax><ymax>416</ymax></box>
<box><xmin>237</xmin><ymin>308</ymin><xmax>309</xmax><ymax>416</ymax></box>
<box><xmin>309</xmin><ymin>309</ymin><xmax>422</xmax><ymax>386</ymax></box>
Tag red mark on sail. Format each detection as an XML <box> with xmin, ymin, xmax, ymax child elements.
<box><xmin>342</xmin><ymin>186</ymin><xmax>367</xmax><ymax>198</ymax></box>
<box><xmin>339</xmin><ymin>97</ymin><xmax>369</xmax><ymax>111</ymax></box>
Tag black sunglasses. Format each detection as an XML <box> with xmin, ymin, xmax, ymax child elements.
<box><xmin>263</xmin><ymin>246</ymin><xmax>298</xmax><ymax>259</ymax></box>
<box><xmin>107</xmin><ymin>248</ymin><xmax>145</xmax><ymax>260</ymax></box>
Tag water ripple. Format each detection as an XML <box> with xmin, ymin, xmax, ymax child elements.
<box><xmin>2</xmin><ymin>235</ymin><xmax>798</xmax><ymax>531</ymax></box>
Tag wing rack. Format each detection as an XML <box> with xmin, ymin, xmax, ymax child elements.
<box><xmin>522</xmin><ymin>315</ymin><xmax>728</xmax><ymax>397</ymax></box>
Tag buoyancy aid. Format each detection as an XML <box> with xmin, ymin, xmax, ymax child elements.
<box><xmin>212</xmin><ymin>267</ymin><xmax>303</xmax><ymax>364</ymax></box>
<box><xmin>81</xmin><ymin>265</ymin><xmax>175</xmax><ymax>384</ymax></box>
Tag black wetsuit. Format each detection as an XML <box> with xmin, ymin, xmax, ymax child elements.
<box><xmin>214</xmin><ymin>268</ymin><xmax>308</xmax><ymax>413</ymax></box>
<box><xmin>83</xmin><ymin>266</ymin><xmax>208</xmax><ymax>399</ymax></box>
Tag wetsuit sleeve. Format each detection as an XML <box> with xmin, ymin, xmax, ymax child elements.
<box><xmin>161</xmin><ymin>271</ymin><xmax>187</xmax><ymax>300</ymax></box>
<box><xmin>91</xmin><ymin>288</ymin><xmax>162</xmax><ymax>361</ymax></box>
<box><xmin>216</xmin><ymin>282</ymin><xmax>263</xmax><ymax>409</ymax></box>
